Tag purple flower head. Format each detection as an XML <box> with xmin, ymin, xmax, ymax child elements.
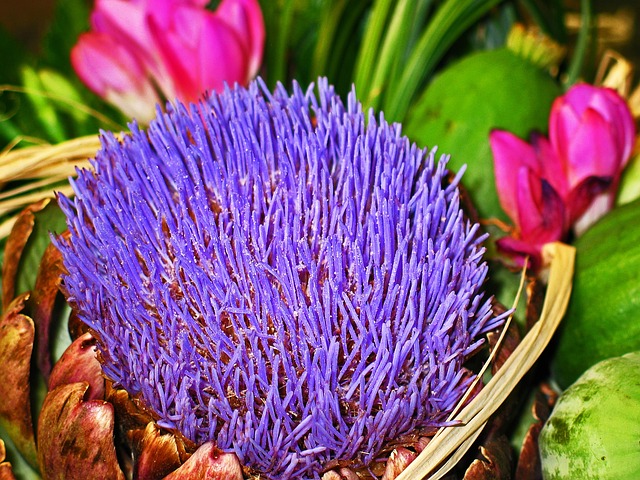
<box><xmin>56</xmin><ymin>78</ymin><xmax>502</xmax><ymax>478</ymax></box>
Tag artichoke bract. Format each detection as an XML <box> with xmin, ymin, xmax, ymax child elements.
<box><xmin>55</xmin><ymin>78</ymin><xmax>503</xmax><ymax>478</ymax></box>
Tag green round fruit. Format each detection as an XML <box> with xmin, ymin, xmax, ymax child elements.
<box><xmin>539</xmin><ymin>351</ymin><xmax>640</xmax><ymax>480</ymax></box>
<box><xmin>551</xmin><ymin>198</ymin><xmax>640</xmax><ymax>389</ymax></box>
<box><xmin>404</xmin><ymin>47</ymin><xmax>561</xmax><ymax>221</ymax></box>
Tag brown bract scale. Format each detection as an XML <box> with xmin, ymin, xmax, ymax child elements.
<box><xmin>0</xmin><ymin>293</ymin><xmax>37</xmax><ymax>468</ymax></box>
<box><xmin>321</xmin><ymin>468</ymin><xmax>360</xmax><ymax>480</ymax></box>
<box><xmin>487</xmin><ymin>321</ymin><xmax>521</xmax><ymax>377</ymax></box>
<box><xmin>37</xmin><ymin>382</ymin><xmax>126</xmax><ymax>480</ymax></box>
<box><xmin>163</xmin><ymin>442</ymin><xmax>243</xmax><ymax>479</ymax></box>
<box><xmin>31</xmin><ymin>240</ymin><xmax>67</xmax><ymax>380</ymax></box>
<box><xmin>0</xmin><ymin>438</ymin><xmax>17</xmax><ymax>480</ymax></box>
<box><xmin>1</xmin><ymin>200</ymin><xmax>50</xmax><ymax>310</ymax></box>
<box><xmin>514</xmin><ymin>384</ymin><xmax>558</xmax><ymax>480</ymax></box>
<box><xmin>128</xmin><ymin>422</ymin><xmax>185</xmax><ymax>480</ymax></box>
<box><xmin>464</xmin><ymin>436</ymin><xmax>513</xmax><ymax>480</ymax></box>
<box><xmin>381</xmin><ymin>447</ymin><xmax>418</xmax><ymax>480</ymax></box>
<box><xmin>48</xmin><ymin>332</ymin><xmax>105</xmax><ymax>401</ymax></box>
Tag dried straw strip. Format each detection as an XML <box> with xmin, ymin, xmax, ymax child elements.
<box><xmin>0</xmin><ymin>135</ymin><xmax>102</xmax><ymax>240</ymax></box>
<box><xmin>0</xmin><ymin>184</ymin><xmax>75</xmax><ymax>218</ymax></box>
<box><xmin>0</xmin><ymin>135</ymin><xmax>99</xmax><ymax>181</ymax></box>
<box><xmin>396</xmin><ymin>242</ymin><xmax>575</xmax><ymax>480</ymax></box>
<box><xmin>0</xmin><ymin>175</ymin><xmax>69</xmax><ymax>201</ymax></box>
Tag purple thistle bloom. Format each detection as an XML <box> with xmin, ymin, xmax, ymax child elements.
<box><xmin>56</xmin><ymin>78</ymin><xmax>502</xmax><ymax>479</ymax></box>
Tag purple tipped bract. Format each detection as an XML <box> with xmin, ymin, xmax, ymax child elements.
<box><xmin>56</xmin><ymin>78</ymin><xmax>501</xmax><ymax>478</ymax></box>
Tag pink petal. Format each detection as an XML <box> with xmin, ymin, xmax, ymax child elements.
<box><xmin>558</xmin><ymin>83</ymin><xmax>595</xmax><ymax>116</ymax></box>
<box><xmin>489</xmin><ymin>129</ymin><xmax>540</xmax><ymax>221</ymax></box>
<box><xmin>93</xmin><ymin>0</ymin><xmax>177</xmax><ymax>98</ymax></box>
<box><xmin>572</xmin><ymin>191</ymin><xmax>613</xmax><ymax>236</ymax></box>
<box><xmin>565</xmin><ymin>108</ymin><xmax>619</xmax><ymax>187</ymax></box>
<box><xmin>530</xmin><ymin>132</ymin><xmax>568</xmax><ymax>197</ymax></box>
<box><xmin>496</xmin><ymin>174</ymin><xmax>565</xmax><ymax>272</ymax></box>
<box><xmin>549</xmin><ymin>98</ymin><xmax>580</xmax><ymax>166</ymax></box>
<box><xmin>516</xmin><ymin>170</ymin><xmax>565</xmax><ymax>243</ymax></box>
<box><xmin>598</xmin><ymin>88</ymin><xmax>636</xmax><ymax>164</ymax></box>
<box><xmin>71</xmin><ymin>32</ymin><xmax>144</xmax><ymax>94</ymax></box>
<box><xmin>197</xmin><ymin>16</ymin><xmax>247</xmax><ymax>92</ymax></box>
<box><xmin>566</xmin><ymin>175</ymin><xmax>612</xmax><ymax>226</ymax></box>
<box><xmin>146</xmin><ymin>7</ymin><xmax>200</xmax><ymax>101</ymax></box>
<box><xmin>496</xmin><ymin>236</ymin><xmax>541</xmax><ymax>269</ymax></box>
<box><xmin>149</xmin><ymin>5</ymin><xmax>246</xmax><ymax>102</ymax></box>
<box><xmin>550</xmin><ymin>83</ymin><xmax>636</xmax><ymax>183</ymax></box>
<box><xmin>71</xmin><ymin>33</ymin><xmax>160</xmax><ymax>121</ymax></box>
<box><xmin>216</xmin><ymin>0</ymin><xmax>265</xmax><ymax>80</ymax></box>
<box><xmin>91</xmin><ymin>0</ymin><xmax>150</xmax><ymax>49</ymax></box>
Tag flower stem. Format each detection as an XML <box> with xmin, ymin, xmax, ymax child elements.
<box><xmin>564</xmin><ymin>0</ymin><xmax>593</xmax><ymax>87</ymax></box>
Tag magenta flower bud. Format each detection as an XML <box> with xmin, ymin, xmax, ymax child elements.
<box><xmin>549</xmin><ymin>83</ymin><xmax>636</xmax><ymax>232</ymax></box>
<box><xmin>490</xmin><ymin>130</ymin><xmax>566</xmax><ymax>269</ymax></box>
<box><xmin>71</xmin><ymin>0</ymin><xmax>265</xmax><ymax>122</ymax></box>
<box><xmin>147</xmin><ymin>0</ymin><xmax>264</xmax><ymax>102</ymax></box>
<box><xmin>490</xmin><ymin>84</ymin><xmax>636</xmax><ymax>269</ymax></box>
<box><xmin>71</xmin><ymin>32</ymin><xmax>161</xmax><ymax>121</ymax></box>
<box><xmin>215</xmin><ymin>0</ymin><xmax>265</xmax><ymax>80</ymax></box>
<box><xmin>550</xmin><ymin>83</ymin><xmax>635</xmax><ymax>185</ymax></box>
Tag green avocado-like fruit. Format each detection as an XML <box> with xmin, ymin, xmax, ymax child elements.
<box><xmin>539</xmin><ymin>351</ymin><xmax>640</xmax><ymax>480</ymax></box>
<box><xmin>404</xmin><ymin>48</ymin><xmax>561</xmax><ymax>221</ymax></box>
<box><xmin>551</xmin><ymin>198</ymin><xmax>640</xmax><ymax>388</ymax></box>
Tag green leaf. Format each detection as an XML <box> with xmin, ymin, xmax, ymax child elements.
<box><xmin>617</xmin><ymin>153</ymin><xmax>640</xmax><ymax>206</ymax></box>
<box><xmin>383</xmin><ymin>0</ymin><xmax>506</xmax><ymax>122</ymax></box>
<box><xmin>260</xmin><ymin>0</ymin><xmax>296</xmax><ymax>88</ymax></box>
<box><xmin>41</xmin><ymin>0</ymin><xmax>91</xmax><ymax>76</ymax></box>
<box><xmin>0</xmin><ymin>423</ymin><xmax>41</xmax><ymax>480</ymax></box>
<box><xmin>37</xmin><ymin>69</ymin><xmax>89</xmax><ymax>124</ymax></box>
<box><xmin>364</xmin><ymin>0</ymin><xmax>413</xmax><ymax>110</ymax></box>
<box><xmin>551</xmin><ymin>199</ymin><xmax>640</xmax><ymax>389</ymax></box>
<box><xmin>564</xmin><ymin>0</ymin><xmax>594</xmax><ymax>87</ymax></box>
<box><xmin>20</xmin><ymin>66</ymin><xmax>66</xmax><ymax>143</ymax></box>
<box><xmin>0</xmin><ymin>111</ymin><xmax>23</xmax><ymax>144</ymax></box>
<box><xmin>310</xmin><ymin>0</ymin><xmax>371</xmax><ymax>94</ymax></box>
<box><xmin>0</xmin><ymin>25</ymin><xmax>29</xmax><ymax>84</ymax></box>
<box><xmin>311</xmin><ymin>0</ymin><xmax>349</xmax><ymax>78</ymax></box>
<box><xmin>51</xmin><ymin>303</ymin><xmax>72</xmax><ymax>364</ymax></box>
<box><xmin>404</xmin><ymin>48</ymin><xmax>561</xmax><ymax>221</ymax></box>
<box><xmin>15</xmin><ymin>201</ymin><xmax>68</xmax><ymax>297</ymax></box>
<box><xmin>353</xmin><ymin>0</ymin><xmax>395</xmax><ymax>97</ymax></box>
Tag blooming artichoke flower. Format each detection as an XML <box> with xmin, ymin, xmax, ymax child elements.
<box><xmin>55</xmin><ymin>78</ymin><xmax>502</xmax><ymax>478</ymax></box>
<box><xmin>490</xmin><ymin>83</ymin><xmax>635</xmax><ymax>269</ymax></box>
<box><xmin>72</xmin><ymin>0</ymin><xmax>265</xmax><ymax>122</ymax></box>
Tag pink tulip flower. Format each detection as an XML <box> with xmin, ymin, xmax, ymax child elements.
<box><xmin>490</xmin><ymin>83</ymin><xmax>635</xmax><ymax>270</ymax></box>
<box><xmin>490</xmin><ymin>131</ymin><xmax>567</xmax><ymax>270</ymax></box>
<box><xmin>549</xmin><ymin>83</ymin><xmax>636</xmax><ymax>233</ymax></box>
<box><xmin>71</xmin><ymin>0</ymin><xmax>265</xmax><ymax>122</ymax></box>
<box><xmin>71</xmin><ymin>32</ymin><xmax>160</xmax><ymax>121</ymax></box>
